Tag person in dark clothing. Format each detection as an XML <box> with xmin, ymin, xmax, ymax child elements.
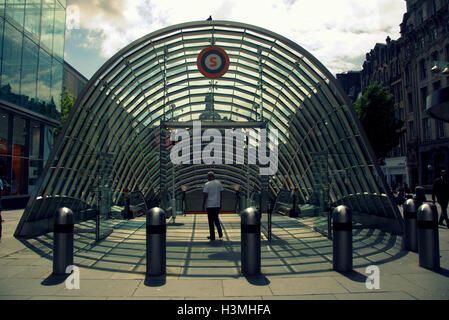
<box><xmin>203</xmin><ymin>171</ymin><xmax>223</xmax><ymax>241</ymax></box>
<box><xmin>432</xmin><ymin>169</ymin><xmax>449</xmax><ymax>228</ymax></box>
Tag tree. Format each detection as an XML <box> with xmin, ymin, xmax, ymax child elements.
<box><xmin>54</xmin><ymin>87</ymin><xmax>75</xmax><ymax>139</ymax></box>
<box><xmin>354</xmin><ymin>83</ymin><xmax>404</xmax><ymax>161</ymax></box>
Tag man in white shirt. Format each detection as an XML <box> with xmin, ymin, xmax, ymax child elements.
<box><xmin>203</xmin><ymin>171</ymin><xmax>223</xmax><ymax>240</ymax></box>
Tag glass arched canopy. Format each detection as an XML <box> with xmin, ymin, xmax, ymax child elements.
<box><xmin>15</xmin><ymin>20</ymin><xmax>403</xmax><ymax>237</ymax></box>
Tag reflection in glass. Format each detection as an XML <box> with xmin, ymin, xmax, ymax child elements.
<box><xmin>20</xmin><ymin>36</ymin><xmax>38</xmax><ymax>102</ymax></box>
<box><xmin>0</xmin><ymin>156</ymin><xmax>8</xmax><ymax>196</ymax></box>
<box><xmin>5</xmin><ymin>0</ymin><xmax>25</xmax><ymax>27</ymax></box>
<box><xmin>37</xmin><ymin>48</ymin><xmax>52</xmax><ymax>106</ymax></box>
<box><xmin>0</xmin><ymin>113</ymin><xmax>8</xmax><ymax>144</ymax></box>
<box><xmin>13</xmin><ymin>116</ymin><xmax>27</xmax><ymax>157</ymax></box>
<box><xmin>12</xmin><ymin>156</ymin><xmax>28</xmax><ymax>195</ymax></box>
<box><xmin>40</xmin><ymin>0</ymin><xmax>54</xmax><ymax>53</ymax></box>
<box><xmin>51</xmin><ymin>59</ymin><xmax>63</xmax><ymax>113</ymax></box>
<box><xmin>52</xmin><ymin>1</ymin><xmax>65</xmax><ymax>59</ymax></box>
<box><xmin>24</xmin><ymin>0</ymin><xmax>41</xmax><ymax>38</ymax></box>
<box><xmin>30</xmin><ymin>122</ymin><xmax>41</xmax><ymax>158</ymax></box>
<box><xmin>1</xmin><ymin>21</ymin><xmax>22</xmax><ymax>95</ymax></box>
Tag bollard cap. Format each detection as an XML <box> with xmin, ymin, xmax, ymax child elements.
<box><xmin>55</xmin><ymin>207</ymin><xmax>74</xmax><ymax>225</ymax></box>
<box><xmin>147</xmin><ymin>207</ymin><xmax>166</xmax><ymax>225</ymax></box>
<box><xmin>403</xmin><ymin>199</ymin><xmax>417</xmax><ymax>213</ymax></box>
<box><xmin>414</xmin><ymin>186</ymin><xmax>426</xmax><ymax>201</ymax></box>
<box><xmin>417</xmin><ymin>203</ymin><xmax>438</xmax><ymax>222</ymax></box>
<box><xmin>332</xmin><ymin>205</ymin><xmax>352</xmax><ymax>224</ymax></box>
<box><xmin>241</xmin><ymin>207</ymin><xmax>260</xmax><ymax>225</ymax></box>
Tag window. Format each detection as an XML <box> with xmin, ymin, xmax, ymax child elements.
<box><xmin>431</xmin><ymin>51</ymin><xmax>439</xmax><ymax>62</ymax></box>
<box><xmin>422</xmin><ymin>118</ymin><xmax>431</xmax><ymax>141</ymax></box>
<box><xmin>24</xmin><ymin>0</ymin><xmax>41</xmax><ymax>38</ymax></box>
<box><xmin>40</xmin><ymin>0</ymin><xmax>55</xmax><ymax>53</ymax></box>
<box><xmin>419</xmin><ymin>59</ymin><xmax>426</xmax><ymax>80</ymax></box>
<box><xmin>446</xmin><ymin>45</ymin><xmax>449</xmax><ymax>61</ymax></box>
<box><xmin>430</xmin><ymin>29</ymin><xmax>438</xmax><ymax>41</ymax></box>
<box><xmin>409</xmin><ymin>121</ymin><xmax>415</xmax><ymax>139</ymax></box>
<box><xmin>13</xmin><ymin>117</ymin><xmax>27</xmax><ymax>157</ymax></box>
<box><xmin>5</xmin><ymin>0</ymin><xmax>25</xmax><ymax>27</ymax></box>
<box><xmin>437</xmin><ymin>120</ymin><xmax>445</xmax><ymax>138</ymax></box>
<box><xmin>408</xmin><ymin>92</ymin><xmax>413</xmax><ymax>113</ymax></box>
<box><xmin>418</xmin><ymin>9</ymin><xmax>424</xmax><ymax>24</ymax></box>
<box><xmin>20</xmin><ymin>36</ymin><xmax>39</xmax><ymax>102</ymax></box>
<box><xmin>421</xmin><ymin>86</ymin><xmax>428</xmax><ymax>110</ymax></box>
<box><xmin>433</xmin><ymin>81</ymin><xmax>441</xmax><ymax>91</ymax></box>
<box><xmin>1</xmin><ymin>22</ymin><xmax>23</xmax><ymax>95</ymax></box>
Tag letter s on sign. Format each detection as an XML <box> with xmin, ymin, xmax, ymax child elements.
<box><xmin>210</xmin><ymin>56</ymin><xmax>217</xmax><ymax>67</ymax></box>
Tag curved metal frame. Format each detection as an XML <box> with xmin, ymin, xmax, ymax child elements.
<box><xmin>15</xmin><ymin>20</ymin><xmax>403</xmax><ymax>238</ymax></box>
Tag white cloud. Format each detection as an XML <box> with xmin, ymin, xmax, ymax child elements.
<box><xmin>66</xmin><ymin>0</ymin><xmax>406</xmax><ymax>74</ymax></box>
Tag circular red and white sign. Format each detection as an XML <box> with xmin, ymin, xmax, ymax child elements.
<box><xmin>197</xmin><ymin>46</ymin><xmax>230</xmax><ymax>78</ymax></box>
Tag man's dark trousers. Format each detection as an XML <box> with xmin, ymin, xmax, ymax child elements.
<box><xmin>207</xmin><ymin>207</ymin><xmax>223</xmax><ymax>240</ymax></box>
<box><xmin>438</xmin><ymin>199</ymin><xmax>449</xmax><ymax>225</ymax></box>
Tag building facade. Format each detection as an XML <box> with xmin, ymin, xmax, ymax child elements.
<box><xmin>0</xmin><ymin>0</ymin><xmax>66</xmax><ymax>208</ymax></box>
<box><xmin>360</xmin><ymin>0</ymin><xmax>449</xmax><ymax>191</ymax></box>
<box><xmin>336</xmin><ymin>71</ymin><xmax>362</xmax><ymax>103</ymax></box>
<box><xmin>63</xmin><ymin>60</ymin><xmax>88</xmax><ymax>99</ymax></box>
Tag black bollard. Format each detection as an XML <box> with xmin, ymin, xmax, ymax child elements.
<box><xmin>241</xmin><ymin>207</ymin><xmax>261</xmax><ymax>275</ymax></box>
<box><xmin>417</xmin><ymin>203</ymin><xmax>440</xmax><ymax>270</ymax></box>
<box><xmin>403</xmin><ymin>199</ymin><xmax>418</xmax><ymax>252</ymax></box>
<box><xmin>146</xmin><ymin>207</ymin><xmax>166</xmax><ymax>276</ymax></box>
<box><xmin>53</xmin><ymin>207</ymin><xmax>74</xmax><ymax>275</ymax></box>
<box><xmin>332</xmin><ymin>205</ymin><xmax>352</xmax><ymax>272</ymax></box>
<box><xmin>414</xmin><ymin>186</ymin><xmax>426</xmax><ymax>208</ymax></box>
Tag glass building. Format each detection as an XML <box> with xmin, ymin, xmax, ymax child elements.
<box><xmin>0</xmin><ymin>0</ymin><xmax>66</xmax><ymax>208</ymax></box>
<box><xmin>15</xmin><ymin>20</ymin><xmax>404</xmax><ymax>238</ymax></box>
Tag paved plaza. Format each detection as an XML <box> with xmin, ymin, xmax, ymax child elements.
<box><xmin>0</xmin><ymin>209</ymin><xmax>449</xmax><ymax>300</ymax></box>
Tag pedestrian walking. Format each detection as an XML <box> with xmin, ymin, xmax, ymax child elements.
<box><xmin>432</xmin><ymin>169</ymin><xmax>449</xmax><ymax>228</ymax></box>
<box><xmin>203</xmin><ymin>171</ymin><xmax>223</xmax><ymax>240</ymax></box>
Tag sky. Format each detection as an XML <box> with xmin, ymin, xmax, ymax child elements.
<box><xmin>64</xmin><ymin>0</ymin><xmax>407</xmax><ymax>80</ymax></box>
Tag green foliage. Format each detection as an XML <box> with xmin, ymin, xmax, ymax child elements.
<box><xmin>54</xmin><ymin>87</ymin><xmax>75</xmax><ymax>139</ymax></box>
<box><xmin>354</xmin><ymin>83</ymin><xmax>404</xmax><ymax>161</ymax></box>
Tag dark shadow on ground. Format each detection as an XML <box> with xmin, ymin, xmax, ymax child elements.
<box><xmin>337</xmin><ymin>270</ymin><xmax>367</xmax><ymax>283</ymax></box>
<box><xmin>244</xmin><ymin>274</ymin><xmax>270</xmax><ymax>286</ymax></box>
<box><xmin>167</xmin><ymin>223</ymin><xmax>185</xmax><ymax>227</ymax></box>
<box><xmin>41</xmin><ymin>273</ymin><xmax>69</xmax><ymax>286</ymax></box>
<box><xmin>144</xmin><ymin>274</ymin><xmax>166</xmax><ymax>287</ymax></box>
<box><xmin>208</xmin><ymin>251</ymin><xmax>240</xmax><ymax>261</ymax></box>
<box><xmin>434</xmin><ymin>267</ymin><xmax>449</xmax><ymax>278</ymax></box>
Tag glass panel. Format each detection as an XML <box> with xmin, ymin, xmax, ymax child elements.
<box><xmin>20</xmin><ymin>36</ymin><xmax>38</xmax><ymax>103</ymax></box>
<box><xmin>1</xmin><ymin>22</ymin><xmax>22</xmax><ymax>97</ymax></box>
<box><xmin>0</xmin><ymin>155</ymin><xmax>9</xmax><ymax>196</ymax></box>
<box><xmin>0</xmin><ymin>113</ymin><xmax>8</xmax><ymax>146</ymax></box>
<box><xmin>51</xmin><ymin>59</ymin><xmax>63</xmax><ymax>115</ymax></box>
<box><xmin>12</xmin><ymin>156</ymin><xmax>28</xmax><ymax>195</ymax></box>
<box><xmin>52</xmin><ymin>1</ymin><xmax>65</xmax><ymax>59</ymax></box>
<box><xmin>29</xmin><ymin>159</ymin><xmax>42</xmax><ymax>195</ymax></box>
<box><xmin>40</xmin><ymin>0</ymin><xmax>54</xmax><ymax>53</ymax></box>
<box><xmin>37</xmin><ymin>48</ymin><xmax>52</xmax><ymax>111</ymax></box>
<box><xmin>5</xmin><ymin>0</ymin><xmax>25</xmax><ymax>27</ymax></box>
<box><xmin>0</xmin><ymin>18</ymin><xmax>4</xmax><ymax>66</ymax></box>
<box><xmin>30</xmin><ymin>122</ymin><xmax>41</xmax><ymax>158</ymax></box>
<box><xmin>24</xmin><ymin>0</ymin><xmax>41</xmax><ymax>38</ymax></box>
<box><xmin>13</xmin><ymin>116</ymin><xmax>27</xmax><ymax>157</ymax></box>
<box><xmin>0</xmin><ymin>0</ymin><xmax>5</xmax><ymax>17</ymax></box>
